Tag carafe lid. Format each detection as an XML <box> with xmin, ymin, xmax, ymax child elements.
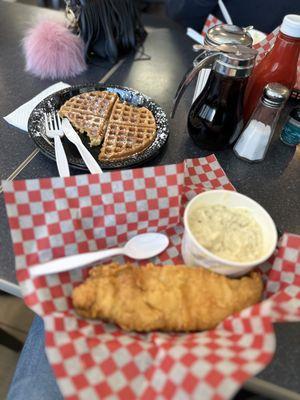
<box><xmin>213</xmin><ymin>45</ymin><xmax>257</xmax><ymax>77</ymax></box>
<box><xmin>205</xmin><ymin>24</ymin><xmax>253</xmax><ymax>47</ymax></box>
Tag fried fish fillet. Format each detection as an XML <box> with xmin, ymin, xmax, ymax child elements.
<box><xmin>72</xmin><ymin>263</ymin><xmax>263</xmax><ymax>332</ymax></box>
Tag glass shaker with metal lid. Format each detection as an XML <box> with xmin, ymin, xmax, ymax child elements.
<box><xmin>192</xmin><ymin>24</ymin><xmax>253</xmax><ymax>101</ymax></box>
<box><xmin>234</xmin><ymin>83</ymin><xmax>290</xmax><ymax>162</ymax></box>
<box><xmin>172</xmin><ymin>44</ymin><xmax>257</xmax><ymax>150</ymax></box>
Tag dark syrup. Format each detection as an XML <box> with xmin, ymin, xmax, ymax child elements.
<box><xmin>188</xmin><ymin>71</ymin><xmax>248</xmax><ymax>150</ymax></box>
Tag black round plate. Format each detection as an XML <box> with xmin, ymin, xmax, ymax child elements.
<box><xmin>28</xmin><ymin>84</ymin><xmax>169</xmax><ymax>170</ymax></box>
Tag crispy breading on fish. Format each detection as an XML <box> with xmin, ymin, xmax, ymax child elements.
<box><xmin>72</xmin><ymin>263</ymin><xmax>263</xmax><ymax>332</ymax></box>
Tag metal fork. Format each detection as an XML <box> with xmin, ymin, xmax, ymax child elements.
<box><xmin>44</xmin><ymin>113</ymin><xmax>70</xmax><ymax>177</ymax></box>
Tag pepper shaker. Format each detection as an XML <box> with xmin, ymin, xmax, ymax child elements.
<box><xmin>234</xmin><ymin>83</ymin><xmax>290</xmax><ymax>162</ymax></box>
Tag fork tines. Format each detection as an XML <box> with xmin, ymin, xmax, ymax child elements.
<box><xmin>44</xmin><ymin>112</ymin><xmax>62</xmax><ymax>132</ymax></box>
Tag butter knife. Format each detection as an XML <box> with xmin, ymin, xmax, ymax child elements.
<box><xmin>61</xmin><ymin>117</ymin><xmax>103</xmax><ymax>174</ymax></box>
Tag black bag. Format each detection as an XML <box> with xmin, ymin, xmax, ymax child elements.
<box><xmin>65</xmin><ymin>0</ymin><xmax>147</xmax><ymax>63</ymax></box>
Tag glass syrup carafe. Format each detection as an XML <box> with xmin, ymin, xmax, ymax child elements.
<box><xmin>171</xmin><ymin>44</ymin><xmax>257</xmax><ymax>150</ymax></box>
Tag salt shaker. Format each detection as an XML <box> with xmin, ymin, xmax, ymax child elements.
<box><xmin>234</xmin><ymin>83</ymin><xmax>290</xmax><ymax>162</ymax></box>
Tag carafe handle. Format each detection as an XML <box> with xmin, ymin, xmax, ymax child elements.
<box><xmin>171</xmin><ymin>43</ymin><xmax>257</xmax><ymax>118</ymax></box>
<box><xmin>171</xmin><ymin>49</ymin><xmax>220</xmax><ymax>118</ymax></box>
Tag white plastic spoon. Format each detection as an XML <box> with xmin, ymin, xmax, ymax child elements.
<box><xmin>30</xmin><ymin>233</ymin><xmax>169</xmax><ymax>278</ymax></box>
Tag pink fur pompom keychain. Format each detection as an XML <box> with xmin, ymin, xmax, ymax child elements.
<box><xmin>23</xmin><ymin>20</ymin><xmax>87</xmax><ymax>79</ymax></box>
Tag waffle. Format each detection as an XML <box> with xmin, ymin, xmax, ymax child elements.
<box><xmin>109</xmin><ymin>98</ymin><xmax>156</xmax><ymax>128</ymax></box>
<box><xmin>59</xmin><ymin>109</ymin><xmax>107</xmax><ymax>147</ymax></box>
<box><xmin>59</xmin><ymin>91</ymin><xmax>117</xmax><ymax>147</ymax></box>
<box><xmin>59</xmin><ymin>91</ymin><xmax>117</xmax><ymax>119</ymax></box>
<box><xmin>59</xmin><ymin>90</ymin><xmax>157</xmax><ymax>160</ymax></box>
<box><xmin>99</xmin><ymin>123</ymin><xmax>156</xmax><ymax>161</ymax></box>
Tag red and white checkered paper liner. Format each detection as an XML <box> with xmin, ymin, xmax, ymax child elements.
<box><xmin>3</xmin><ymin>155</ymin><xmax>300</xmax><ymax>400</ymax></box>
<box><xmin>202</xmin><ymin>15</ymin><xmax>300</xmax><ymax>91</ymax></box>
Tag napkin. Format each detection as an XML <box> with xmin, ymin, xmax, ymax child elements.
<box><xmin>2</xmin><ymin>155</ymin><xmax>300</xmax><ymax>400</ymax></box>
<box><xmin>3</xmin><ymin>81</ymin><xmax>70</xmax><ymax>132</ymax></box>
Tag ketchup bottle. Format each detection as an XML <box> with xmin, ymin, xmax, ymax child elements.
<box><xmin>244</xmin><ymin>15</ymin><xmax>300</xmax><ymax>122</ymax></box>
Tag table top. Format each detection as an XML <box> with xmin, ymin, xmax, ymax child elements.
<box><xmin>0</xmin><ymin>2</ymin><xmax>300</xmax><ymax>399</ymax></box>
